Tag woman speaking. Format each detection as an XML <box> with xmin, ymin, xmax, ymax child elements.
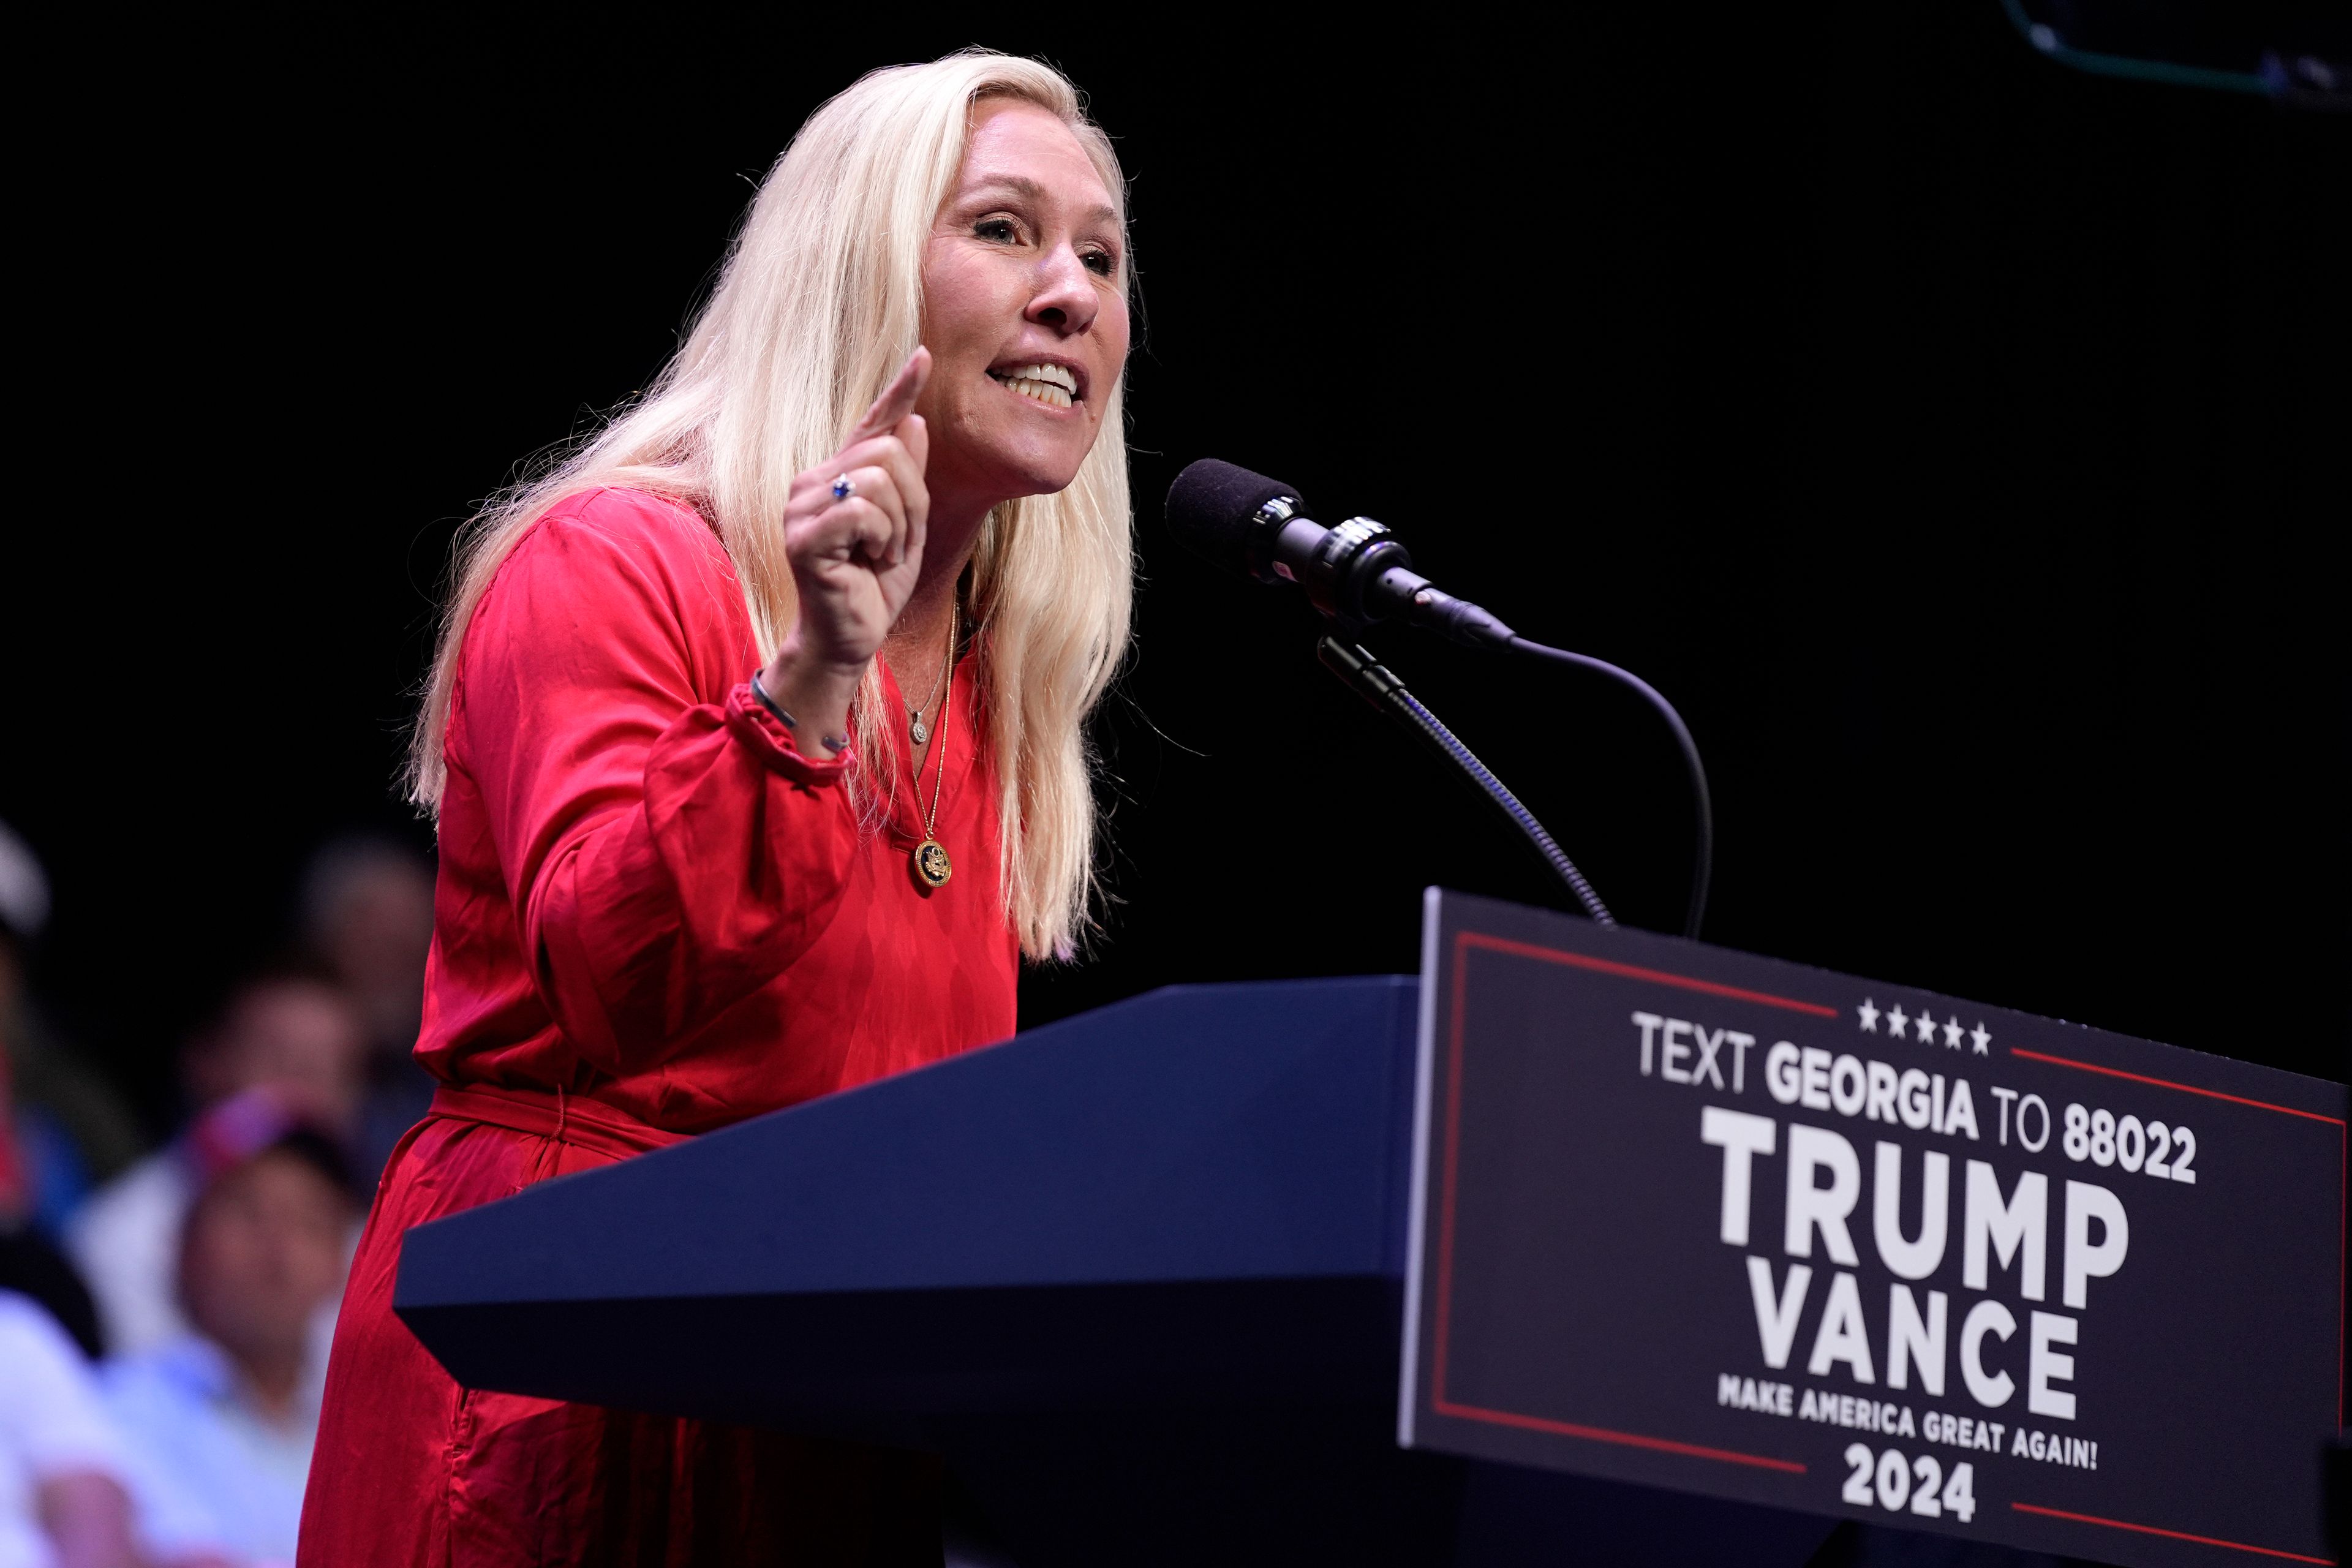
<box><xmin>300</xmin><ymin>51</ymin><xmax>1133</xmax><ymax>1564</ymax></box>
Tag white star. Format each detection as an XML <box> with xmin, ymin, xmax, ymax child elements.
<box><xmin>1970</xmin><ymin>1021</ymin><xmax>1991</xmax><ymax>1055</ymax></box>
<box><xmin>1943</xmin><ymin>1016</ymin><xmax>1963</xmax><ymax>1049</ymax></box>
<box><xmin>1858</xmin><ymin>999</ymin><xmax>1880</xmax><ymax>1033</ymax></box>
<box><xmin>1887</xmin><ymin>1005</ymin><xmax>1909</xmax><ymax>1041</ymax></box>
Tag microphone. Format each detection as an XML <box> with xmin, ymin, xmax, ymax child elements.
<box><xmin>1164</xmin><ymin>459</ymin><xmax>1517</xmax><ymax>649</ymax></box>
<box><xmin>1163</xmin><ymin>457</ymin><xmax>1717</xmax><ymax>938</ymax></box>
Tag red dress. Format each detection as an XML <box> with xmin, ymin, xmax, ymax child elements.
<box><xmin>299</xmin><ymin>487</ymin><xmax>1017</xmax><ymax>1566</ymax></box>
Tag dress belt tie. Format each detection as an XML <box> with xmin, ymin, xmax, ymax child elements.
<box><xmin>426</xmin><ymin>1082</ymin><xmax>690</xmax><ymax>1170</ymax></box>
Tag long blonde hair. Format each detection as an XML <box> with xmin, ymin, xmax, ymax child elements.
<box><xmin>407</xmin><ymin>51</ymin><xmax>1133</xmax><ymax>961</ymax></box>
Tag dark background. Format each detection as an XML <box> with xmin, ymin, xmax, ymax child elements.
<box><xmin>6</xmin><ymin>7</ymin><xmax>2345</xmax><ymax>1132</ymax></box>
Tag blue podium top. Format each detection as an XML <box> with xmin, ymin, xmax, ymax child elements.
<box><xmin>394</xmin><ymin>976</ymin><xmax>1420</xmax><ymax>1433</ymax></box>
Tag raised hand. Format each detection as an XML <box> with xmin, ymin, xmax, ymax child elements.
<box><xmin>756</xmin><ymin>349</ymin><xmax>932</xmax><ymax>750</ymax></box>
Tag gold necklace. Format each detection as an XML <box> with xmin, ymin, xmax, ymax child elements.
<box><xmin>911</xmin><ymin>612</ymin><xmax>956</xmax><ymax>890</ymax></box>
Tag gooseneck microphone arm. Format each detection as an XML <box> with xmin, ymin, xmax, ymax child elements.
<box><xmin>1317</xmin><ymin>639</ymin><xmax>1615</xmax><ymax>927</ymax></box>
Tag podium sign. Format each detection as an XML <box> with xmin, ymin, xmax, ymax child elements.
<box><xmin>1400</xmin><ymin>889</ymin><xmax>2344</xmax><ymax>1566</ymax></box>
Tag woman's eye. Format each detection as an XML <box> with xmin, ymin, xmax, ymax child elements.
<box><xmin>974</xmin><ymin>218</ymin><xmax>1020</xmax><ymax>243</ymax></box>
<box><xmin>1082</xmin><ymin>249</ymin><xmax>1117</xmax><ymax>277</ymax></box>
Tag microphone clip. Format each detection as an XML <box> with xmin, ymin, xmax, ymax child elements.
<box><xmin>1268</xmin><ymin>508</ymin><xmax>1518</xmax><ymax>650</ymax></box>
<box><xmin>1281</xmin><ymin>514</ymin><xmax>1415</xmax><ymax>628</ymax></box>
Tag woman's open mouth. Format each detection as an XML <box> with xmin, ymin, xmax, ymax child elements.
<box><xmin>988</xmin><ymin>361</ymin><xmax>1079</xmax><ymax>410</ymax></box>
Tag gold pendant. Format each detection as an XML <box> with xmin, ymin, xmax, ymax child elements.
<box><xmin>913</xmin><ymin>839</ymin><xmax>952</xmax><ymax>889</ymax></box>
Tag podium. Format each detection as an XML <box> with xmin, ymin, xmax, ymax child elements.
<box><xmin>395</xmin><ymin>978</ymin><xmax>1836</xmax><ymax>1567</ymax></box>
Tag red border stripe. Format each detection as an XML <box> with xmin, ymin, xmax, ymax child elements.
<box><xmin>2008</xmin><ymin>1047</ymin><xmax>2345</xmax><ymax>1126</ymax></box>
<box><xmin>1431</xmin><ymin>928</ymin><xmax>2347</xmax><ymax>1524</ymax></box>
<box><xmin>1426</xmin><ymin>932</ymin><xmax>1812</xmax><ymax>1479</ymax></box>
<box><xmin>2010</xmin><ymin>1502</ymin><xmax>2335</xmax><ymax>1564</ymax></box>
<box><xmin>1432</xmin><ymin>1397</ymin><xmax>1804</xmax><ymax>1472</ymax></box>
<box><xmin>1457</xmin><ymin>932</ymin><xmax>1839</xmax><ymax>1017</ymax></box>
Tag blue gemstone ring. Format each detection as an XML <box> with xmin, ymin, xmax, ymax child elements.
<box><xmin>830</xmin><ymin>475</ymin><xmax>856</xmax><ymax>502</ymax></box>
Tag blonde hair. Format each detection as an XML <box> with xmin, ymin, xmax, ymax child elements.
<box><xmin>407</xmin><ymin>50</ymin><xmax>1133</xmax><ymax>960</ymax></box>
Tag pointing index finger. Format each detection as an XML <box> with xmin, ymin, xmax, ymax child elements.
<box><xmin>851</xmin><ymin>347</ymin><xmax>931</xmax><ymax>442</ymax></box>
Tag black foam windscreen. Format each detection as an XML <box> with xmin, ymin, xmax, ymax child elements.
<box><xmin>1163</xmin><ymin>459</ymin><xmax>1305</xmax><ymax>570</ymax></box>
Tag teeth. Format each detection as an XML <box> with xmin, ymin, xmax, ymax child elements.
<box><xmin>1012</xmin><ymin>380</ymin><xmax>1072</xmax><ymax>409</ymax></box>
<box><xmin>991</xmin><ymin>362</ymin><xmax>1078</xmax><ymax>407</ymax></box>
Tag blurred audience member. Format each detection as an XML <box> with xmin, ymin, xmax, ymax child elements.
<box><xmin>298</xmin><ymin>837</ymin><xmax>435</xmax><ymax>1182</ymax></box>
<box><xmin>0</xmin><ymin>821</ymin><xmax>145</xmax><ymax>1236</ymax></box>
<box><xmin>2</xmin><ymin>1046</ymin><xmax>105</xmax><ymax>1360</ymax></box>
<box><xmin>66</xmin><ymin>979</ymin><xmax>364</xmax><ymax>1355</ymax></box>
<box><xmin>0</xmin><ymin>1289</ymin><xmax>140</xmax><ymax>1568</ymax></box>
<box><xmin>104</xmin><ymin>1109</ymin><xmax>358</xmax><ymax>1568</ymax></box>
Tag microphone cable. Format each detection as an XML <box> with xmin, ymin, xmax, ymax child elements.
<box><xmin>1506</xmin><ymin>638</ymin><xmax>1714</xmax><ymax>940</ymax></box>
